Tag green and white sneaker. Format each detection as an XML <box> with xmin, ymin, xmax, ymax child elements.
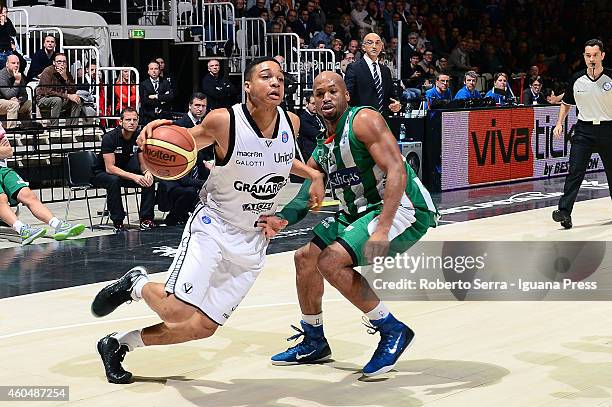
<box><xmin>20</xmin><ymin>225</ymin><xmax>47</xmax><ymax>245</ymax></box>
<box><xmin>53</xmin><ymin>221</ymin><xmax>85</xmax><ymax>241</ymax></box>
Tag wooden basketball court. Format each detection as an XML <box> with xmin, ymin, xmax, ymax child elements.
<box><xmin>1</xmin><ymin>198</ymin><xmax>612</xmax><ymax>406</ymax></box>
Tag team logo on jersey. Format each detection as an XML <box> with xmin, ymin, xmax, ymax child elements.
<box><xmin>329</xmin><ymin>167</ymin><xmax>362</xmax><ymax>189</ymax></box>
<box><xmin>242</xmin><ymin>202</ymin><xmax>274</xmax><ymax>213</ymax></box>
<box><xmin>201</xmin><ymin>215</ymin><xmax>212</xmax><ymax>224</ymax></box>
<box><xmin>183</xmin><ymin>282</ymin><xmax>193</xmax><ymax>294</ymax></box>
<box><xmin>281</xmin><ymin>131</ymin><xmax>289</xmax><ymax>143</ymax></box>
<box><xmin>603</xmin><ymin>82</ymin><xmax>612</xmax><ymax>91</ymax></box>
<box><xmin>234</xmin><ymin>173</ymin><xmax>287</xmax><ymax>200</ymax></box>
<box><xmin>265</xmin><ymin>140</ymin><xmax>273</xmax><ymax>147</ymax></box>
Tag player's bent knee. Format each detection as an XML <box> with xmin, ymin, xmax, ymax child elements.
<box><xmin>157</xmin><ymin>294</ymin><xmax>198</xmax><ymax>323</ymax></box>
<box><xmin>17</xmin><ymin>188</ymin><xmax>38</xmax><ymax>205</ymax></box>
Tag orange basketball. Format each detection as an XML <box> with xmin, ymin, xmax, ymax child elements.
<box><xmin>143</xmin><ymin>125</ymin><xmax>197</xmax><ymax>180</ymax></box>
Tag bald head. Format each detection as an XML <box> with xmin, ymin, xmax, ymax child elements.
<box><xmin>313</xmin><ymin>71</ymin><xmax>346</xmax><ymax>91</ymax></box>
<box><xmin>5</xmin><ymin>54</ymin><xmax>20</xmax><ymax>72</ymax></box>
<box><xmin>362</xmin><ymin>33</ymin><xmax>383</xmax><ymax>60</ymax></box>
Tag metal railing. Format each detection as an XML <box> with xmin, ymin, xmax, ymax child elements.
<box><xmin>8</xmin><ymin>8</ymin><xmax>29</xmax><ymax>57</ymax></box>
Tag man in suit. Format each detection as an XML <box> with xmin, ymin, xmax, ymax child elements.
<box><xmin>344</xmin><ymin>33</ymin><xmax>401</xmax><ymax>118</ymax></box>
<box><xmin>157</xmin><ymin>92</ymin><xmax>211</xmax><ymax>226</ymax></box>
<box><xmin>139</xmin><ymin>60</ymin><xmax>174</xmax><ymax>124</ymax></box>
<box><xmin>200</xmin><ymin>59</ymin><xmax>238</xmax><ymax>112</ymax></box>
<box><xmin>298</xmin><ymin>93</ymin><xmax>325</xmax><ymax>161</ymax></box>
<box><xmin>522</xmin><ymin>75</ymin><xmax>547</xmax><ymax>105</ymax></box>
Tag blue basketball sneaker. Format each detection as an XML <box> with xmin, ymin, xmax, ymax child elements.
<box><xmin>271</xmin><ymin>321</ymin><xmax>332</xmax><ymax>365</ymax></box>
<box><xmin>362</xmin><ymin>314</ymin><xmax>415</xmax><ymax>376</ymax></box>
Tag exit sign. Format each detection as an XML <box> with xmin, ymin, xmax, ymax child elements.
<box><xmin>129</xmin><ymin>29</ymin><xmax>145</xmax><ymax>39</ymax></box>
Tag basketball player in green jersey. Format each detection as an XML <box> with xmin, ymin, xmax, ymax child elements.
<box><xmin>264</xmin><ymin>71</ymin><xmax>439</xmax><ymax>376</ymax></box>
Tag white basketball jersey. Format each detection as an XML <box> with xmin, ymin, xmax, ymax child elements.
<box><xmin>200</xmin><ymin>103</ymin><xmax>296</xmax><ymax>231</ymax></box>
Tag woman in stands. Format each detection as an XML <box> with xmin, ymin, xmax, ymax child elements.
<box><xmin>0</xmin><ymin>5</ymin><xmax>16</xmax><ymax>70</ymax></box>
<box><xmin>114</xmin><ymin>69</ymin><xmax>137</xmax><ymax>115</ymax></box>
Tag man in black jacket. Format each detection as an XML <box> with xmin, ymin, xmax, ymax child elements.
<box><xmin>139</xmin><ymin>60</ymin><xmax>174</xmax><ymax>124</ymax></box>
<box><xmin>200</xmin><ymin>59</ymin><xmax>237</xmax><ymax>112</ymax></box>
<box><xmin>157</xmin><ymin>92</ymin><xmax>211</xmax><ymax>226</ymax></box>
<box><xmin>344</xmin><ymin>33</ymin><xmax>401</xmax><ymax>117</ymax></box>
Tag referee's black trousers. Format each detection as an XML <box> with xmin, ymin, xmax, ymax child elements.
<box><xmin>559</xmin><ymin>122</ymin><xmax>612</xmax><ymax>214</ymax></box>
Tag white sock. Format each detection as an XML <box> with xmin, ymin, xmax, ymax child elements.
<box><xmin>302</xmin><ymin>312</ymin><xmax>323</xmax><ymax>327</ymax></box>
<box><xmin>131</xmin><ymin>276</ymin><xmax>149</xmax><ymax>301</ymax></box>
<box><xmin>365</xmin><ymin>302</ymin><xmax>390</xmax><ymax>322</ymax></box>
<box><xmin>48</xmin><ymin>217</ymin><xmax>61</xmax><ymax>229</ymax></box>
<box><xmin>113</xmin><ymin>330</ymin><xmax>145</xmax><ymax>352</ymax></box>
<box><xmin>12</xmin><ymin>220</ymin><xmax>24</xmax><ymax>233</ymax></box>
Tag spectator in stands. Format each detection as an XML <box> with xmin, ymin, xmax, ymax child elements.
<box><xmin>309</xmin><ymin>22</ymin><xmax>335</xmax><ymax>49</ymax></box>
<box><xmin>350</xmin><ymin>0</ymin><xmax>373</xmax><ymax>32</ymax></box>
<box><xmin>436</xmin><ymin>56</ymin><xmax>450</xmax><ymax>75</ymax></box>
<box><xmin>449</xmin><ymin>39</ymin><xmax>476</xmax><ymax>81</ymax></box>
<box><xmin>0</xmin><ymin>132</ymin><xmax>85</xmax><ymax>245</ymax></box>
<box><xmin>382</xmin><ymin>37</ymin><xmax>399</xmax><ymax>76</ymax></box>
<box><xmin>335</xmin><ymin>13</ymin><xmax>356</xmax><ymax>46</ymax></box>
<box><xmin>296</xmin><ymin>8</ymin><xmax>316</xmax><ymax>40</ymax></box>
<box><xmin>425</xmin><ymin>73</ymin><xmax>451</xmax><ymax>108</ymax></box>
<box><xmin>454</xmin><ymin>70</ymin><xmax>482</xmax><ymax>100</ymax></box>
<box><xmin>247</xmin><ymin>0</ymin><xmax>266</xmax><ymax>17</ymax></box>
<box><xmin>405</xmin><ymin>31</ymin><xmax>420</xmax><ymax>54</ymax></box>
<box><xmin>0</xmin><ymin>55</ymin><xmax>31</xmax><ymax>129</ymax></box>
<box><xmin>157</xmin><ymin>93</ymin><xmax>210</xmax><ymax>226</ymax></box>
<box><xmin>200</xmin><ymin>59</ymin><xmax>238</xmax><ymax>112</ymax></box>
<box><xmin>0</xmin><ymin>5</ymin><xmax>16</xmax><ymax>70</ymax></box>
<box><xmin>339</xmin><ymin>51</ymin><xmax>355</xmax><ymax>74</ymax></box>
<box><xmin>91</xmin><ymin>107</ymin><xmax>156</xmax><ymax>232</ymax></box>
<box><xmin>485</xmin><ymin>72</ymin><xmax>511</xmax><ymax>106</ymax></box>
<box><xmin>419</xmin><ymin>50</ymin><xmax>437</xmax><ymax>79</ymax></box>
<box><xmin>344</xmin><ymin>32</ymin><xmax>401</xmax><ymax>116</ymax></box>
<box><xmin>401</xmin><ymin>52</ymin><xmax>425</xmax><ymax>105</ymax></box>
<box><xmin>114</xmin><ymin>69</ymin><xmax>137</xmax><ymax>114</ymax></box>
<box><xmin>36</xmin><ymin>52</ymin><xmax>82</xmax><ymax>127</ymax></box>
<box><xmin>309</xmin><ymin>0</ymin><xmax>326</xmax><ymax>32</ymax></box>
<box><xmin>76</xmin><ymin>61</ymin><xmax>101</xmax><ymax>122</ymax></box>
<box><xmin>26</xmin><ymin>35</ymin><xmax>56</xmax><ymax>82</ymax></box>
<box><xmin>331</xmin><ymin>39</ymin><xmax>344</xmax><ymax>64</ymax></box>
<box><xmin>155</xmin><ymin>57</ymin><xmax>176</xmax><ymax>108</ymax></box>
<box><xmin>347</xmin><ymin>39</ymin><xmax>362</xmax><ymax>60</ymax></box>
<box><xmin>139</xmin><ymin>60</ymin><xmax>174</xmax><ymax>124</ymax></box>
<box><xmin>298</xmin><ymin>93</ymin><xmax>325</xmax><ymax>161</ymax></box>
<box><xmin>522</xmin><ymin>75</ymin><xmax>547</xmax><ymax>105</ymax></box>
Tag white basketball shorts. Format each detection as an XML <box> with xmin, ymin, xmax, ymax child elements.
<box><xmin>165</xmin><ymin>204</ymin><xmax>268</xmax><ymax>325</ymax></box>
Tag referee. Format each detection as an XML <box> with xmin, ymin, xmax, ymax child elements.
<box><xmin>553</xmin><ymin>39</ymin><xmax>612</xmax><ymax>229</ymax></box>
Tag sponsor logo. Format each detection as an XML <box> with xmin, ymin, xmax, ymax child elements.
<box><xmin>388</xmin><ymin>332</ymin><xmax>403</xmax><ymax>354</ymax></box>
<box><xmin>201</xmin><ymin>215</ymin><xmax>212</xmax><ymax>224</ymax></box>
<box><xmin>235</xmin><ymin>159</ymin><xmax>265</xmax><ymax>167</ymax></box>
<box><xmin>145</xmin><ymin>148</ymin><xmax>177</xmax><ymax>163</ymax></box>
<box><xmin>281</xmin><ymin>131</ymin><xmax>289</xmax><ymax>143</ymax></box>
<box><xmin>234</xmin><ymin>173</ymin><xmax>287</xmax><ymax>200</ymax></box>
<box><xmin>265</xmin><ymin>140</ymin><xmax>273</xmax><ymax>147</ymax></box>
<box><xmin>468</xmin><ymin>110</ymin><xmax>534</xmax><ymax>184</ymax></box>
<box><xmin>242</xmin><ymin>202</ymin><xmax>274</xmax><ymax>213</ymax></box>
<box><xmin>274</xmin><ymin>151</ymin><xmax>294</xmax><ymax>164</ymax></box>
<box><xmin>237</xmin><ymin>151</ymin><xmax>263</xmax><ymax>158</ymax></box>
<box><xmin>603</xmin><ymin>82</ymin><xmax>612</xmax><ymax>91</ymax></box>
<box><xmin>329</xmin><ymin>167</ymin><xmax>361</xmax><ymax>189</ymax></box>
<box><xmin>535</xmin><ymin>115</ymin><xmax>570</xmax><ymax>159</ymax></box>
<box><xmin>183</xmin><ymin>282</ymin><xmax>193</xmax><ymax>294</ymax></box>
<box><xmin>296</xmin><ymin>350</ymin><xmax>316</xmax><ymax>360</ymax></box>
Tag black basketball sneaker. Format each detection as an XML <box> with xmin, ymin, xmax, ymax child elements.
<box><xmin>91</xmin><ymin>267</ymin><xmax>148</xmax><ymax>317</ymax></box>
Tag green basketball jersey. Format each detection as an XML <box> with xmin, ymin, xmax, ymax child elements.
<box><xmin>312</xmin><ymin>106</ymin><xmax>439</xmax><ymax>225</ymax></box>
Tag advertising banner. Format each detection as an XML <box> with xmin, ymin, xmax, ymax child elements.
<box><xmin>440</xmin><ymin>106</ymin><xmax>603</xmax><ymax>190</ymax></box>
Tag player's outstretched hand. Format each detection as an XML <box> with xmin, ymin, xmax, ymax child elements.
<box><xmin>308</xmin><ymin>173</ymin><xmax>325</xmax><ymax>212</ymax></box>
<box><xmin>257</xmin><ymin>215</ymin><xmax>288</xmax><ymax>238</ymax></box>
<box><xmin>137</xmin><ymin>119</ymin><xmax>173</xmax><ymax>149</ymax></box>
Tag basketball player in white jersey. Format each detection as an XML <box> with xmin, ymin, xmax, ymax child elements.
<box><xmin>90</xmin><ymin>57</ymin><xmax>325</xmax><ymax>384</ymax></box>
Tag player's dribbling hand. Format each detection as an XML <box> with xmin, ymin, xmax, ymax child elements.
<box><xmin>364</xmin><ymin>230</ymin><xmax>390</xmax><ymax>263</ymax></box>
<box><xmin>257</xmin><ymin>215</ymin><xmax>288</xmax><ymax>238</ymax></box>
<box><xmin>137</xmin><ymin>119</ymin><xmax>172</xmax><ymax>149</ymax></box>
<box><xmin>308</xmin><ymin>173</ymin><xmax>325</xmax><ymax>212</ymax></box>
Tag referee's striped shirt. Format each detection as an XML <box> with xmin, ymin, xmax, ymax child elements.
<box><xmin>562</xmin><ymin>68</ymin><xmax>612</xmax><ymax>123</ymax></box>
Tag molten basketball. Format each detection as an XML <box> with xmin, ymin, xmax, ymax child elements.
<box><xmin>143</xmin><ymin>125</ymin><xmax>197</xmax><ymax>180</ymax></box>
